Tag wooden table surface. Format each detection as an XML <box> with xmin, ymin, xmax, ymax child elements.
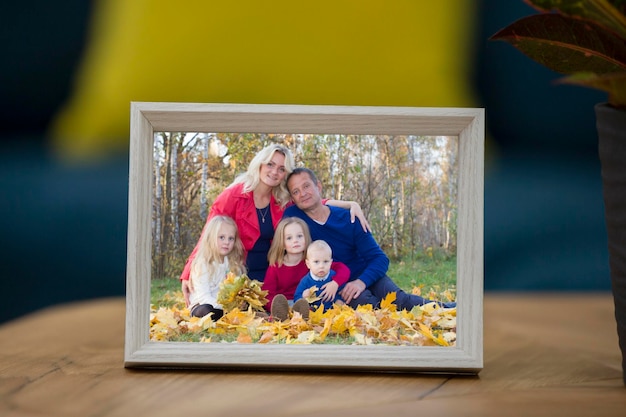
<box><xmin>1</xmin><ymin>293</ymin><xmax>624</xmax><ymax>416</ymax></box>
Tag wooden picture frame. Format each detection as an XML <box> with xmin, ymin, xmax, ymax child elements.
<box><xmin>125</xmin><ymin>102</ymin><xmax>484</xmax><ymax>373</ymax></box>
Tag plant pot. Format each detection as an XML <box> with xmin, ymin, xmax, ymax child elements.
<box><xmin>596</xmin><ymin>102</ymin><xmax>626</xmax><ymax>385</ymax></box>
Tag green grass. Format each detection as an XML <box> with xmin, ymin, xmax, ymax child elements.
<box><xmin>387</xmin><ymin>252</ymin><xmax>457</xmax><ymax>295</ymax></box>
<box><xmin>151</xmin><ymin>253</ymin><xmax>456</xmax><ymax>307</ymax></box>
<box><xmin>151</xmin><ymin>277</ymin><xmax>184</xmax><ymax>308</ymax></box>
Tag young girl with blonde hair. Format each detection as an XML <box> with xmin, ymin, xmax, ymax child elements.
<box><xmin>262</xmin><ymin>217</ymin><xmax>350</xmax><ymax>320</ymax></box>
<box><xmin>188</xmin><ymin>215</ymin><xmax>246</xmax><ymax>319</ymax></box>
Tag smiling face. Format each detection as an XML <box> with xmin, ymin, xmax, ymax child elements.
<box><xmin>216</xmin><ymin>223</ymin><xmax>237</xmax><ymax>257</ymax></box>
<box><xmin>283</xmin><ymin>222</ymin><xmax>306</xmax><ymax>256</ymax></box>
<box><xmin>259</xmin><ymin>151</ymin><xmax>287</xmax><ymax>189</ymax></box>
<box><xmin>287</xmin><ymin>171</ymin><xmax>323</xmax><ymax>212</ymax></box>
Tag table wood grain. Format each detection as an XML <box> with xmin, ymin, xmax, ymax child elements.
<box><xmin>1</xmin><ymin>293</ymin><xmax>624</xmax><ymax>416</ymax></box>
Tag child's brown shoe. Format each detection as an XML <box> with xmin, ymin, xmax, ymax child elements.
<box><xmin>292</xmin><ymin>299</ymin><xmax>310</xmax><ymax>321</ymax></box>
<box><xmin>270</xmin><ymin>294</ymin><xmax>290</xmax><ymax>321</ymax></box>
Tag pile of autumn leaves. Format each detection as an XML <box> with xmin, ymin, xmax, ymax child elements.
<box><xmin>150</xmin><ymin>273</ymin><xmax>457</xmax><ymax>346</ymax></box>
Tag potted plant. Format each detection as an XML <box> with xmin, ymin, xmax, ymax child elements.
<box><xmin>491</xmin><ymin>0</ymin><xmax>626</xmax><ymax>385</ymax></box>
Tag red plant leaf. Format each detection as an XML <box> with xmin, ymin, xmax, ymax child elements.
<box><xmin>491</xmin><ymin>13</ymin><xmax>626</xmax><ymax>74</ymax></box>
<box><xmin>526</xmin><ymin>0</ymin><xmax>626</xmax><ymax>39</ymax></box>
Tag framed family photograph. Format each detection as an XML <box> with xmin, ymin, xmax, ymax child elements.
<box><xmin>125</xmin><ymin>102</ymin><xmax>484</xmax><ymax>373</ymax></box>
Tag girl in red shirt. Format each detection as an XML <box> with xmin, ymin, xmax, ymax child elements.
<box><xmin>262</xmin><ymin>217</ymin><xmax>350</xmax><ymax>320</ymax></box>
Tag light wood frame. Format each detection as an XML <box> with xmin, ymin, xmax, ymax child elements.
<box><xmin>125</xmin><ymin>102</ymin><xmax>484</xmax><ymax>373</ymax></box>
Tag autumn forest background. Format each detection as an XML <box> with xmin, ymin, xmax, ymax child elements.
<box><xmin>150</xmin><ymin>133</ymin><xmax>458</xmax><ymax>296</ymax></box>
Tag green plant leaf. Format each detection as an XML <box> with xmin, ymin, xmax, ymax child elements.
<box><xmin>491</xmin><ymin>13</ymin><xmax>626</xmax><ymax>74</ymax></box>
<box><xmin>527</xmin><ymin>0</ymin><xmax>626</xmax><ymax>39</ymax></box>
<box><xmin>557</xmin><ymin>71</ymin><xmax>626</xmax><ymax>106</ymax></box>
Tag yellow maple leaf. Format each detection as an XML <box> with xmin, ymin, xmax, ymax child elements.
<box><xmin>365</xmin><ymin>327</ymin><xmax>382</xmax><ymax>340</ymax></box>
<box><xmin>154</xmin><ymin>307</ymin><xmax>180</xmax><ymax>329</ymax></box>
<box><xmin>286</xmin><ymin>315</ymin><xmax>312</xmax><ymax>338</ymax></box>
<box><xmin>411</xmin><ymin>285</ymin><xmax>424</xmax><ymax>295</ymax></box>
<box><xmin>420</xmin><ymin>302</ymin><xmax>441</xmax><ymax>314</ymax></box>
<box><xmin>330</xmin><ymin>308</ymin><xmax>357</xmax><ymax>335</ymax></box>
<box><xmin>378</xmin><ymin>314</ymin><xmax>399</xmax><ymax>331</ymax></box>
<box><xmin>353</xmin><ymin>333</ymin><xmax>374</xmax><ymax>345</ymax></box>
<box><xmin>258</xmin><ymin>319</ymin><xmax>290</xmax><ymax>341</ymax></box>
<box><xmin>442</xmin><ymin>331</ymin><xmax>457</xmax><ymax>344</ymax></box>
<box><xmin>437</xmin><ymin>316</ymin><xmax>457</xmax><ymax>329</ymax></box>
<box><xmin>307</xmin><ymin>304</ymin><xmax>326</xmax><ymax>325</ymax></box>
<box><xmin>218</xmin><ymin>307</ymin><xmax>257</xmax><ymax>329</ymax></box>
<box><xmin>237</xmin><ymin>332</ymin><xmax>253</xmax><ymax>343</ymax></box>
<box><xmin>257</xmin><ymin>331</ymin><xmax>275</xmax><ymax>344</ymax></box>
<box><xmin>217</xmin><ymin>273</ymin><xmax>268</xmax><ymax>312</ymax></box>
<box><xmin>357</xmin><ymin>308</ymin><xmax>377</xmax><ymax>328</ymax></box>
<box><xmin>399</xmin><ymin>309</ymin><xmax>415</xmax><ymax>320</ymax></box>
<box><xmin>304</xmin><ymin>285</ymin><xmax>321</xmax><ymax>303</ymax></box>
<box><xmin>317</xmin><ymin>317</ymin><xmax>333</xmax><ymax>342</ymax></box>
<box><xmin>442</xmin><ymin>289</ymin><xmax>456</xmax><ymax>302</ymax></box>
<box><xmin>292</xmin><ymin>330</ymin><xmax>316</xmax><ymax>344</ymax></box>
<box><xmin>417</xmin><ymin>322</ymin><xmax>436</xmax><ymax>344</ymax></box>
<box><xmin>434</xmin><ymin>333</ymin><xmax>450</xmax><ymax>347</ymax></box>
<box><xmin>418</xmin><ymin>322</ymin><xmax>449</xmax><ymax>347</ymax></box>
<box><xmin>380</xmin><ymin>292</ymin><xmax>397</xmax><ymax>311</ymax></box>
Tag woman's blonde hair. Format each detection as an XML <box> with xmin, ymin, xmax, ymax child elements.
<box><xmin>232</xmin><ymin>144</ymin><xmax>295</xmax><ymax>208</ymax></box>
<box><xmin>190</xmin><ymin>216</ymin><xmax>246</xmax><ymax>288</ymax></box>
<box><xmin>267</xmin><ymin>217</ymin><xmax>311</xmax><ymax>267</ymax></box>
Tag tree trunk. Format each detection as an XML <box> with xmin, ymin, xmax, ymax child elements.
<box><xmin>170</xmin><ymin>134</ymin><xmax>180</xmax><ymax>248</ymax></box>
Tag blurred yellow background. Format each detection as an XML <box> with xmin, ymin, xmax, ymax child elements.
<box><xmin>50</xmin><ymin>0</ymin><xmax>476</xmax><ymax>158</ymax></box>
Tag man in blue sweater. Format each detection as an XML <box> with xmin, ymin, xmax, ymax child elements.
<box><xmin>284</xmin><ymin>167</ymin><xmax>456</xmax><ymax>310</ymax></box>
